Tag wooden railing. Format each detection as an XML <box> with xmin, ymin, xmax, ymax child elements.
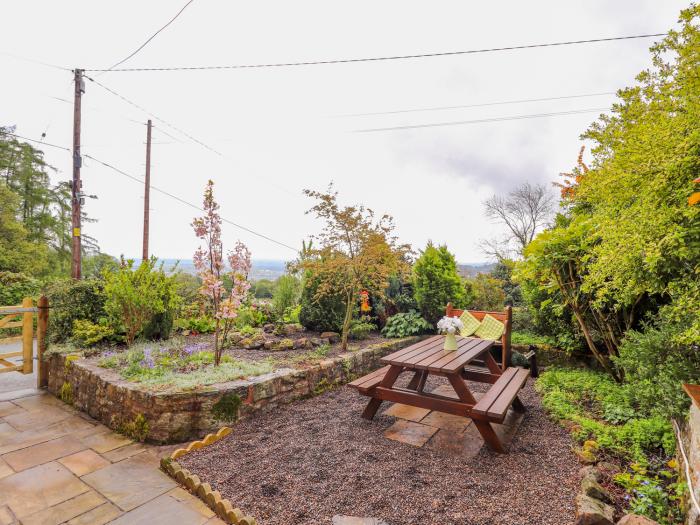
<box><xmin>0</xmin><ymin>296</ymin><xmax>48</xmax><ymax>387</ymax></box>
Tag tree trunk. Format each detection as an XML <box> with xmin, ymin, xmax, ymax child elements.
<box><xmin>570</xmin><ymin>306</ymin><xmax>621</xmax><ymax>382</ymax></box>
<box><xmin>340</xmin><ymin>290</ymin><xmax>354</xmax><ymax>351</ymax></box>
<box><xmin>214</xmin><ymin>319</ymin><xmax>221</xmax><ymax>366</ymax></box>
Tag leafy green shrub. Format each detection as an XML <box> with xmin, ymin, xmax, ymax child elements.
<box><xmin>381</xmin><ymin>311</ymin><xmax>433</xmax><ymax>338</ymax></box>
<box><xmin>272</xmin><ymin>274</ymin><xmax>301</xmax><ymax>320</ymax></box>
<box><xmin>103</xmin><ymin>257</ymin><xmax>181</xmax><ymax>346</ymax></box>
<box><xmin>467</xmin><ymin>273</ymin><xmax>505</xmax><ymax>311</ymax></box>
<box><xmin>0</xmin><ymin>271</ymin><xmax>41</xmax><ymax>306</ymax></box>
<box><xmin>348</xmin><ymin>319</ymin><xmax>375</xmax><ymax>340</ymax></box>
<box><xmin>45</xmin><ymin>279</ymin><xmax>106</xmax><ymax>344</ymax></box>
<box><xmin>614</xmin><ymin>321</ymin><xmax>700</xmax><ymax>419</ymax></box>
<box><xmin>253</xmin><ymin>279</ymin><xmax>275</xmax><ymax>299</ymax></box>
<box><xmin>174</xmin><ymin>316</ymin><xmax>216</xmax><ymax>334</ymax></box>
<box><xmin>413</xmin><ymin>243</ymin><xmax>466</xmax><ymax>324</ymax></box>
<box><xmin>119</xmin><ymin>414</ymin><xmax>149</xmax><ymax>442</ymax></box>
<box><xmin>282</xmin><ymin>304</ymin><xmax>301</xmax><ymax>324</ymax></box>
<box><xmin>536</xmin><ymin>368</ymin><xmax>675</xmax><ymax>462</ymax></box>
<box><xmin>72</xmin><ymin>319</ymin><xmax>117</xmax><ymax>347</ymax></box>
<box><xmin>511</xmin><ymin>331</ymin><xmax>554</xmax><ymax>347</ymax></box>
<box><xmin>234</xmin><ymin>304</ymin><xmax>268</xmax><ymax>328</ymax></box>
<box><xmin>299</xmin><ymin>274</ymin><xmax>345</xmax><ymax>332</ymax></box>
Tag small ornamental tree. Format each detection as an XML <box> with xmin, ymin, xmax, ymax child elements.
<box><xmin>298</xmin><ymin>187</ymin><xmax>410</xmax><ymax>350</ymax></box>
<box><xmin>192</xmin><ymin>180</ymin><xmax>252</xmax><ymax>365</ymax></box>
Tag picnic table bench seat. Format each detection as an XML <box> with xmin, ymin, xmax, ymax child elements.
<box><xmin>472</xmin><ymin>366</ymin><xmax>529</xmax><ymax>421</ymax></box>
<box><xmin>348</xmin><ymin>365</ymin><xmax>391</xmax><ymax>394</ymax></box>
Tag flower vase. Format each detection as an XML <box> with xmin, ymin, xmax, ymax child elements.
<box><xmin>443</xmin><ymin>332</ymin><xmax>458</xmax><ymax>351</ymax></box>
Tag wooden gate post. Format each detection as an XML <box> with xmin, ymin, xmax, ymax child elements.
<box><xmin>37</xmin><ymin>295</ymin><xmax>48</xmax><ymax>387</ymax></box>
<box><xmin>21</xmin><ymin>297</ymin><xmax>33</xmax><ymax>374</ymax></box>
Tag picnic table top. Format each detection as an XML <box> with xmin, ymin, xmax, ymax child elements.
<box><xmin>380</xmin><ymin>335</ymin><xmax>494</xmax><ymax>374</ymax></box>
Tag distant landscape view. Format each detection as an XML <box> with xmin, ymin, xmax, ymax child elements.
<box><xmin>154</xmin><ymin>258</ymin><xmax>494</xmax><ymax>282</ymax></box>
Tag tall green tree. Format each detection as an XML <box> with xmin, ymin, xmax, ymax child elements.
<box><xmin>413</xmin><ymin>242</ymin><xmax>466</xmax><ymax>324</ymax></box>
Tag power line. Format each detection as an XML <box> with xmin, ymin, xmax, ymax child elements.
<box><xmin>82</xmin><ymin>153</ymin><xmax>299</xmax><ymax>252</ymax></box>
<box><xmin>84</xmin><ymin>74</ymin><xmax>223</xmax><ymax>156</ymax></box>
<box><xmin>106</xmin><ymin>0</ymin><xmax>197</xmax><ymax>72</ymax></box>
<box><xmin>1</xmin><ymin>130</ymin><xmax>299</xmax><ymax>252</ymax></box>
<box><xmin>0</xmin><ymin>131</ymin><xmax>71</xmax><ymax>151</ymax></box>
<box><xmin>336</xmin><ymin>91</ymin><xmax>617</xmax><ymax>118</ymax></box>
<box><xmin>353</xmin><ymin>107</ymin><xmax>611</xmax><ymax>133</ymax></box>
<box><xmin>84</xmin><ymin>33</ymin><xmax>665</xmax><ymax>73</ymax></box>
<box><xmin>0</xmin><ymin>51</ymin><xmax>70</xmax><ymax>71</ymax></box>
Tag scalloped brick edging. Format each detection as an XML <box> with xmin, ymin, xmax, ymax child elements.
<box><xmin>161</xmin><ymin>427</ymin><xmax>256</xmax><ymax>524</ymax></box>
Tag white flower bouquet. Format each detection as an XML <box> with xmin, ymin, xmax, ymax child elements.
<box><xmin>437</xmin><ymin>316</ymin><xmax>463</xmax><ymax>351</ymax></box>
<box><xmin>437</xmin><ymin>316</ymin><xmax>463</xmax><ymax>334</ymax></box>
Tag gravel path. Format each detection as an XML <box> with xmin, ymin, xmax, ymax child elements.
<box><xmin>180</xmin><ymin>375</ymin><xmax>579</xmax><ymax>525</ymax></box>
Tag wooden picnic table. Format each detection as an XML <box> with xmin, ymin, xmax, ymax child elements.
<box><xmin>348</xmin><ymin>335</ymin><xmax>529</xmax><ymax>453</ymax></box>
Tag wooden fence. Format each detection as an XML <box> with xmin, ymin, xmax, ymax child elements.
<box><xmin>0</xmin><ymin>296</ymin><xmax>48</xmax><ymax>387</ymax></box>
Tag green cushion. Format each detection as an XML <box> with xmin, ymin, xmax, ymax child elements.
<box><xmin>459</xmin><ymin>310</ymin><xmax>480</xmax><ymax>336</ymax></box>
<box><xmin>474</xmin><ymin>314</ymin><xmax>505</xmax><ymax>341</ymax></box>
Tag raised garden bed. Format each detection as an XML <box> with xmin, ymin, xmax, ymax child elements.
<box><xmin>44</xmin><ymin>332</ymin><xmax>422</xmax><ymax>443</ymax></box>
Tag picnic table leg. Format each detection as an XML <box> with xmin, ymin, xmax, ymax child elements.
<box><xmin>512</xmin><ymin>396</ymin><xmax>526</xmax><ymax>413</ymax></box>
<box><xmin>484</xmin><ymin>352</ymin><xmax>503</xmax><ymax>375</ymax></box>
<box><xmin>406</xmin><ymin>371</ymin><xmax>422</xmax><ymax>390</ymax></box>
<box><xmin>361</xmin><ymin>365</ymin><xmax>404</xmax><ymax>420</ymax></box>
<box><xmin>407</xmin><ymin>370</ymin><xmax>428</xmax><ymax>392</ymax></box>
<box><xmin>472</xmin><ymin>420</ymin><xmax>505</xmax><ymax>453</ymax></box>
<box><xmin>446</xmin><ymin>372</ymin><xmax>505</xmax><ymax>453</ymax></box>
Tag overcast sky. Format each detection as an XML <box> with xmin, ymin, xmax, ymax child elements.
<box><xmin>1</xmin><ymin>1</ymin><xmax>688</xmax><ymax>263</ymax></box>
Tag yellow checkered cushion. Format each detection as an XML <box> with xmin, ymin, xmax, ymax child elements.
<box><xmin>474</xmin><ymin>314</ymin><xmax>505</xmax><ymax>341</ymax></box>
<box><xmin>459</xmin><ymin>310</ymin><xmax>481</xmax><ymax>336</ymax></box>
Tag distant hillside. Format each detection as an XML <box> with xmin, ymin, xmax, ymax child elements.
<box><xmin>144</xmin><ymin>258</ymin><xmax>492</xmax><ymax>282</ymax></box>
<box><xmin>150</xmin><ymin>259</ymin><xmax>289</xmax><ymax>282</ymax></box>
<box><xmin>457</xmin><ymin>262</ymin><xmax>495</xmax><ymax>278</ymax></box>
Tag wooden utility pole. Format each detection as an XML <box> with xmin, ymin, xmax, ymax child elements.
<box><xmin>71</xmin><ymin>69</ymin><xmax>85</xmax><ymax>279</ymax></box>
<box><xmin>142</xmin><ymin>119</ymin><xmax>152</xmax><ymax>260</ymax></box>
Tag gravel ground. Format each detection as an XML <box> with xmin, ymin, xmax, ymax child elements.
<box><xmin>180</xmin><ymin>375</ymin><xmax>579</xmax><ymax>525</ymax></box>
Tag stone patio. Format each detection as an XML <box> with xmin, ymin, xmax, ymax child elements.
<box><xmin>381</xmin><ymin>383</ymin><xmax>525</xmax><ymax>456</ymax></box>
<box><xmin>0</xmin><ymin>388</ymin><xmax>221</xmax><ymax>525</ymax></box>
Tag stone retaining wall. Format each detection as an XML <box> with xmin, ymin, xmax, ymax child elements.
<box><xmin>45</xmin><ymin>336</ymin><xmax>422</xmax><ymax>444</ymax></box>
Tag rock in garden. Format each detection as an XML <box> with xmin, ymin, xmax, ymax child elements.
<box><xmin>575</xmin><ymin>493</ymin><xmax>615</xmax><ymax>525</ymax></box>
<box><xmin>293</xmin><ymin>337</ymin><xmax>311</xmax><ymax>349</ymax></box>
<box><xmin>263</xmin><ymin>341</ymin><xmax>274</xmax><ymax>350</ymax></box>
<box><xmin>244</xmin><ymin>336</ymin><xmax>265</xmax><ymax>350</ymax></box>
<box><xmin>310</xmin><ymin>337</ymin><xmax>328</xmax><ymax>347</ymax></box>
<box><xmin>283</xmin><ymin>323</ymin><xmax>305</xmax><ymax>335</ymax></box>
<box><xmin>321</xmin><ymin>331</ymin><xmax>340</xmax><ymax>343</ymax></box>
<box><xmin>579</xmin><ymin>465</ymin><xmax>600</xmax><ymax>482</ymax></box>
<box><xmin>278</xmin><ymin>338</ymin><xmax>295</xmax><ymax>350</ymax></box>
<box><xmin>616</xmin><ymin>515</ymin><xmax>661</xmax><ymax>525</ymax></box>
<box><xmin>581</xmin><ymin>476</ymin><xmax>612</xmax><ymax>503</ymax></box>
<box><xmin>263</xmin><ymin>323</ymin><xmax>275</xmax><ymax>333</ymax></box>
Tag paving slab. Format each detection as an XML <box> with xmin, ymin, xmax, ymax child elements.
<box><xmin>0</xmin><ymin>505</ymin><xmax>16</xmax><ymax>525</ymax></box>
<box><xmin>0</xmin><ymin>458</ymin><xmax>13</xmax><ymax>481</ymax></box>
<box><xmin>420</xmin><ymin>410</ymin><xmax>471</xmax><ymax>431</ymax></box>
<box><xmin>101</xmin><ymin>442</ymin><xmax>147</xmax><ymax>463</ymax></box>
<box><xmin>2</xmin><ymin>405</ymin><xmax>72</xmax><ymax>432</ymax></box>
<box><xmin>0</xmin><ymin>461</ymin><xmax>89</xmax><ymax>518</ymax></box>
<box><xmin>82</xmin><ymin>453</ymin><xmax>176</xmax><ymax>511</ymax></box>
<box><xmin>59</xmin><ymin>449</ymin><xmax>111</xmax><ymax>477</ymax></box>
<box><xmin>382</xmin><ymin>403</ymin><xmax>430</xmax><ymax>422</ymax></box>
<box><xmin>108</xmin><ymin>492</ymin><xmax>211</xmax><ymax>525</ymax></box>
<box><xmin>2</xmin><ymin>435</ymin><xmax>86</xmax><ymax>472</ymax></box>
<box><xmin>383</xmin><ymin>419</ymin><xmax>438</xmax><ymax>447</ymax></box>
<box><xmin>0</xmin><ymin>402</ymin><xmax>24</xmax><ymax>418</ymax></box>
<box><xmin>425</xmin><ymin>425</ymin><xmax>483</xmax><ymax>458</ymax></box>
<box><xmin>20</xmin><ymin>490</ymin><xmax>105</xmax><ymax>525</ymax></box>
<box><xmin>80</xmin><ymin>430</ymin><xmax>133</xmax><ymax>454</ymax></box>
<box><xmin>166</xmin><ymin>487</ymin><xmax>215</xmax><ymax>518</ymax></box>
<box><xmin>65</xmin><ymin>502</ymin><xmax>123</xmax><ymax>525</ymax></box>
